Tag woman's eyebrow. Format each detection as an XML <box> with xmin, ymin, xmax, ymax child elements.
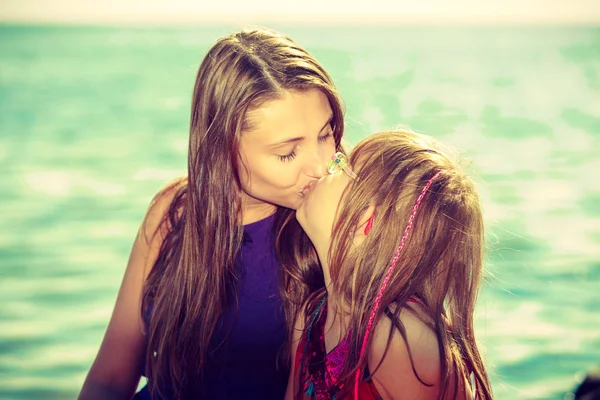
<box><xmin>268</xmin><ymin>136</ymin><xmax>304</xmax><ymax>148</ymax></box>
<box><xmin>318</xmin><ymin>114</ymin><xmax>334</xmax><ymax>133</ymax></box>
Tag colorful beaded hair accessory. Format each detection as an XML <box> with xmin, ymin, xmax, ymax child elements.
<box><xmin>328</xmin><ymin>152</ymin><xmax>359</xmax><ymax>181</ymax></box>
<box><xmin>354</xmin><ymin>171</ymin><xmax>442</xmax><ymax>397</ymax></box>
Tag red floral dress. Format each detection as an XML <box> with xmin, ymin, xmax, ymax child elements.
<box><xmin>293</xmin><ymin>297</ymin><xmax>382</xmax><ymax>400</ymax></box>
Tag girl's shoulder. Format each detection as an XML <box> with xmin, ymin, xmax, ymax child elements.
<box><xmin>368</xmin><ymin>301</ymin><xmax>441</xmax><ymax>400</ymax></box>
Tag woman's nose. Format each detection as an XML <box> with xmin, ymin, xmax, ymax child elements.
<box><xmin>305</xmin><ymin>150</ymin><xmax>331</xmax><ymax>179</ymax></box>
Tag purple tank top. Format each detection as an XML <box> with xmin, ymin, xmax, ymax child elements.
<box><xmin>139</xmin><ymin>213</ymin><xmax>288</xmax><ymax>399</ymax></box>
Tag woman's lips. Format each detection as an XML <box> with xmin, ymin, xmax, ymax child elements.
<box><xmin>300</xmin><ymin>180</ymin><xmax>317</xmax><ymax>197</ymax></box>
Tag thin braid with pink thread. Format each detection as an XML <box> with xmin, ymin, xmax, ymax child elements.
<box><xmin>353</xmin><ymin>171</ymin><xmax>442</xmax><ymax>398</ymax></box>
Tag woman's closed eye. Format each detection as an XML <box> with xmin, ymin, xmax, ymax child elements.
<box><xmin>278</xmin><ymin>131</ymin><xmax>332</xmax><ymax>162</ymax></box>
<box><xmin>278</xmin><ymin>150</ymin><xmax>297</xmax><ymax>162</ymax></box>
<box><xmin>318</xmin><ymin>132</ymin><xmax>332</xmax><ymax>143</ymax></box>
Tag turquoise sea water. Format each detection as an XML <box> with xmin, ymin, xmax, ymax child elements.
<box><xmin>0</xmin><ymin>24</ymin><xmax>598</xmax><ymax>399</ymax></box>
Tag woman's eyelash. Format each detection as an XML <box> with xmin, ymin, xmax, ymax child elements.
<box><xmin>319</xmin><ymin>132</ymin><xmax>332</xmax><ymax>142</ymax></box>
<box><xmin>279</xmin><ymin>151</ymin><xmax>297</xmax><ymax>162</ymax></box>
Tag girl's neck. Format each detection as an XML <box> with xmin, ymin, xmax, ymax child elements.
<box><xmin>323</xmin><ymin>289</ymin><xmax>352</xmax><ymax>354</ymax></box>
<box><xmin>318</xmin><ymin>246</ymin><xmax>353</xmax><ymax>352</ymax></box>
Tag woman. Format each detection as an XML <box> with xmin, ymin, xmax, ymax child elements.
<box><xmin>79</xmin><ymin>27</ymin><xmax>345</xmax><ymax>400</ymax></box>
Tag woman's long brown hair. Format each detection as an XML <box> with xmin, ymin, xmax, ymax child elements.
<box><xmin>141</xmin><ymin>28</ymin><xmax>344</xmax><ymax>399</ymax></box>
<box><xmin>304</xmin><ymin>130</ymin><xmax>493</xmax><ymax>399</ymax></box>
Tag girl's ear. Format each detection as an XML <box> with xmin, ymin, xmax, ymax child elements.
<box><xmin>353</xmin><ymin>204</ymin><xmax>376</xmax><ymax>247</ymax></box>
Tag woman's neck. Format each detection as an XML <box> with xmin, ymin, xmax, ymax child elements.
<box><xmin>241</xmin><ymin>197</ymin><xmax>276</xmax><ymax>225</ymax></box>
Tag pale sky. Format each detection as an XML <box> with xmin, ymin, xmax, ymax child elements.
<box><xmin>1</xmin><ymin>0</ymin><xmax>600</xmax><ymax>25</ymax></box>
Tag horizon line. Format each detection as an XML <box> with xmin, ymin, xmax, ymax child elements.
<box><xmin>1</xmin><ymin>15</ymin><xmax>599</xmax><ymax>28</ymax></box>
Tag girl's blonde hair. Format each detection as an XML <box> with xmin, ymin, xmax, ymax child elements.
<box><xmin>305</xmin><ymin>130</ymin><xmax>492</xmax><ymax>399</ymax></box>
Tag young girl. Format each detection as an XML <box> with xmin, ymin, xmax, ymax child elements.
<box><xmin>289</xmin><ymin>130</ymin><xmax>493</xmax><ymax>399</ymax></box>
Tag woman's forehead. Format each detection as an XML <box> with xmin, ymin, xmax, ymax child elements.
<box><xmin>242</xmin><ymin>89</ymin><xmax>332</xmax><ymax>145</ymax></box>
